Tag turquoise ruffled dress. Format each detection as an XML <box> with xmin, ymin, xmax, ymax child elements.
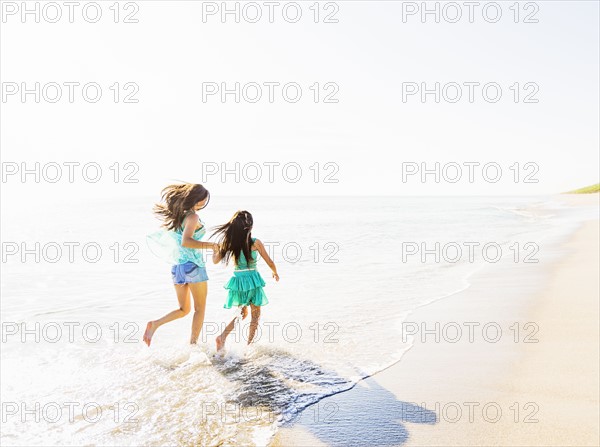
<box><xmin>224</xmin><ymin>238</ymin><xmax>268</xmax><ymax>308</ymax></box>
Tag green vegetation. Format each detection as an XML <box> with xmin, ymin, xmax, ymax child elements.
<box><xmin>566</xmin><ymin>183</ymin><xmax>600</xmax><ymax>194</ymax></box>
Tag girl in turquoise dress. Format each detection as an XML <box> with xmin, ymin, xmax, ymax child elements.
<box><xmin>211</xmin><ymin>210</ymin><xmax>279</xmax><ymax>351</ymax></box>
<box><xmin>144</xmin><ymin>183</ymin><xmax>219</xmax><ymax>347</ymax></box>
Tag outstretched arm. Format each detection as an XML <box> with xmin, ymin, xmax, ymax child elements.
<box><xmin>254</xmin><ymin>239</ymin><xmax>279</xmax><ymax>281</ymax></box>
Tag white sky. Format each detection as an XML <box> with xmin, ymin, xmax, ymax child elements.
<box><xmin>1</xmin><ymin>1</ymin><xmax>598</xmax><ymax>200</ymax></box>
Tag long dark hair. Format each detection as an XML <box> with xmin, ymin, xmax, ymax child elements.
<box><xmin>211</xmin><ymin>210</ymin><xmax>253</xmax><ymax>266</ymax></box>
<box><xmin>153</xmin><ymin>183</ymin><xmax>210</xmax><ymax>231</ymax></box>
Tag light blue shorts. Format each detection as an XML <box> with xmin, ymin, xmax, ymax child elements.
<box><xmin>171</xmin><ymin>262</ymin><xmax>208</xmax><ymax>284</ymax></box>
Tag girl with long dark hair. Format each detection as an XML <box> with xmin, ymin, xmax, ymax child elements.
<box><xmin>144</xmin><ymin>183</ymin><xmax>218</xmax><ymax>346</ymax></box>
<box><xmin>211</xmin><ymin>210</ymin><xmax>279</xmax><ymax>351</ymax></box>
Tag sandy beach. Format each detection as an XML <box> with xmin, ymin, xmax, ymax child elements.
<box><xmin>274</xmin><ymin>194</ymin><xmax>599</xmax><ymax>447</ymax></box>
<box><xmin>2</xmin><ymin>0</ymin><xmax>598</xmax><ymax>444</ymax></box>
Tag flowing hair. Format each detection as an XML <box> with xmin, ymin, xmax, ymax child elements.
<box><xmin>211</xmin><ymin>210</ymin><xmax>253</xmax><ymax>266</ymax></box>
<box><xmin>153</xmin><ymin>183</ymin><xmax>210</xmax><ymax>231</ymax></box>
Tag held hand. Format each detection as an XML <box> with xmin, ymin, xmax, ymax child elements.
<box><xmin>272</xmin><ymin>272</ymin><xmax>280</xmax><ymax>282</ymax></box>
<box><xmin>211</xmin><ymin>247</ymin><xmax>221</xmax><ymax>264</ymax></box>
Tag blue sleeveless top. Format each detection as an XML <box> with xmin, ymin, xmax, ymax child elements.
<box><xmin>173</xmin><ymin>217</ymin><xmax>206</xmax><ymax>267</ymax></box>
<box><xmin>146</xmin><ymin>214</ymin><xmax>206</xmax><ymax>267</ymax></box>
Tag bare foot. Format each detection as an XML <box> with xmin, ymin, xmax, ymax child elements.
<box><xmin>143</xmin><ymin>321</ymin><xmax>156</xmax><ymax>347</ymax></box>
<box><xmin>216</xmin><ymin>335</ymin><xmax>225</xmax><ymax>352</ymax></box>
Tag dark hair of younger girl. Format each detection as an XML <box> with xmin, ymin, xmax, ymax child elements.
<box><xmin>153</xmin><ymin>183</ymin><xmax>210</xmax><ymax>231</ymax></box>
<box><xmin>211</xmin><ymin>210</ymin><xmax>253</xmax><ymax>266</ymax></box>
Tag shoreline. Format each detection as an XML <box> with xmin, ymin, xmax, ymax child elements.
<box><xmin>272</xmin><ymin>194</ymin><xmax>599</xmax><ymax>447</ymax></box>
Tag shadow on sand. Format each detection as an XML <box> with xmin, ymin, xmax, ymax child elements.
<box><xmin>286</xmin><ymin>374</ymin><xmax>437</xmax><ymax>446</ymax></box>
<box><xmin>212</xmin><ymin>348</ymin><xmax>436</xmax><ymax>446</ymax></box>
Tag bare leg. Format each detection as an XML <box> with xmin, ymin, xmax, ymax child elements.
<box><xmin>189</xmin><ymin>281</ymin><xmax>208</xmax><ymax>344</ymax></box>
<box><xmin>247</xmin><ymin>304</ymin><xmax>261</xmax><ymax>345</ymax></box>
<box><xmin>216</xmin><ymin>316</ymin><xmax>237</xmax><ymax>352</ymax></box>
<box><xmin>216</xmin><ymin>307</ymin><xmax>247</xmax><ymax>351</ymax></box>
<box><xmin>143</xmin><ymin>284</ymin><xmax>191</xmax><ymax>347</ymax></box>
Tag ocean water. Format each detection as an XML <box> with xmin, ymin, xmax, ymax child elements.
<box><xmin>1</xmin><ymin>196</ymin><xmax>596</xmax><ymax>446</ymax></box>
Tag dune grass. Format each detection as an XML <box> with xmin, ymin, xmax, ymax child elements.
<box><xmin>566</xmin><ymin>183</ymin><xmax>600</xmax><ymax>194</ymax></box>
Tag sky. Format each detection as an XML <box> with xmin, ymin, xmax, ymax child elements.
<box><xmin>1</xmin><ymin>0</ymin><xmax>599</xmax><ymax>201</ymax></box>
